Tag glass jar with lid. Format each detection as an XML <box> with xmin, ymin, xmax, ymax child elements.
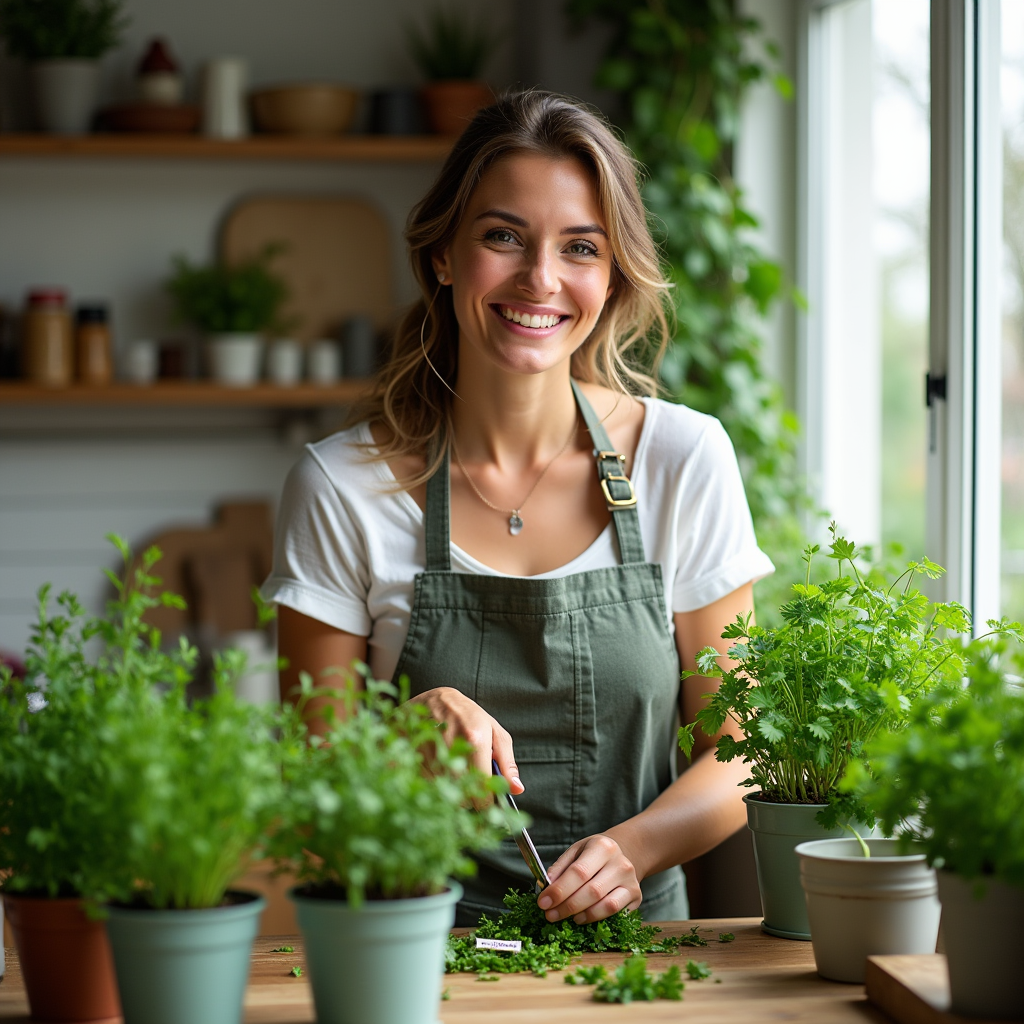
<box><xmin>22</xmin><ymin>289</ymin><xmax>72</xmax><ymax>387</ymax></box>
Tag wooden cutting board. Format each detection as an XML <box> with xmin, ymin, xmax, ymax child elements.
<box><xmin>865</xmin><ymin>955</ymin><xmax>1003</xmax><ymax>1024</ymax></box>
<box><xmin>220</xmin><ymin>196</ymin><xmax>393</xmax><ymax>343</ymax></box>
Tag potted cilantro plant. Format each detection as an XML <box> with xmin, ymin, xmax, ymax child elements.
<box><xmin>850</xmin><ymin>631</ymin><xmax>1024</xmax><ymax>1018</ymax></box>
<box><xmin>679</xmin><ymin>524</ymin><xmax>973</xmax><ymax>940</ymax></box>
<box><xmin>269</xmin><ymin>670</ymin><xmax>514</xmax><ymax>1024</ymax></box>
<box><xmin>0</xmin><ymin>0</ymin><xmax>127</xmax><ymax>134</ymax></box>
<box><xmin>0</xmin><ymin>542</ymin><xmax>187</xmax><ymax>1022</ymax></box>
<box><xmin>166</xmin><ymin>246</ymin><xmax>288</xmax><ymax>386</ymax></box>
<box><xmin>407</xmin><ymin>4</ymin><xmax>495</xmax><ymax>134</ymax></box>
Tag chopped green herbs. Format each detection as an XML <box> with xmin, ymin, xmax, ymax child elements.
<box><xmin>290</xmin><ymin>966</ymin><xmax>303</xmax><ymax>978</ymax></box>
<box><xmin>445</xmin><ymin>889</ymin><xmax>698</xmax><ymax>975</ymax></box>
<box><xmin>685</xmin><ymin>959</ymin><xmax>713</xmax><ymax>980</ymax></box>
<box><xmin>718</xmin><ymin>932</ymin><xmax>735</xmax><ymax>943</ymax></box>
<box><xmin>270</xmin><ymin>946</ymin><xmax>294</xmax><ymax>953</ymax></box>
<box><xmin>565</xmin><ymin>965</ymin><xmax>609</xmax><ymax>985</ymax></box>
<box><xmin>476</xmin><ymin>974</ymin><xmax>500</xmax><ymax>982</ymax></box>
<box><xmin>441</xmin><ymin>988</ymin><xmax>450</xmax><ymax>1001</ymax></box>
<box><xmin>592</xmin><ymin>954</ymin><xmax>684</xmax><ymax>1003</ymax></box>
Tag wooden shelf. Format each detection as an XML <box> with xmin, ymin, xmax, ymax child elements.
<box><xmin>0</xmin><ymin>133</ymin><xmax>453</xmax><ymax>162</ymax></box>
<box><xmin>0</xmin><ymin>380</ymin><xmax>370</xmax><ymax>407</ymax></box>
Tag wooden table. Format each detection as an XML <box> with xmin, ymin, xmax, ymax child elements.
<box><xmin>0</xmin><ymin>918</ymin><xmax>890</xmax><ymax>1023</ymax></box>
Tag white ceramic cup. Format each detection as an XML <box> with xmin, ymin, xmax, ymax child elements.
<box><xmin>267</xmin><ymin>338</ymin><xmax>302</xmax><ymax>386</ymax></box>
<box><xmin>307</xmin><ymin>338</ymin><xmax>341</xmax><ymax>384</ymax></box>
<box><xmin>123</xmin><ymin>339</ymin><xmax>158</xmax><ymax>384</ymax></box>
<box><xmin>208</xmin><ymin>333</ymin><xmax>262</xmax><ymax>386</ymax></box>
<box><xmin>201</xmin><ymin>58</ymin><xmax>249</xmax><ymax>139</ymax></box>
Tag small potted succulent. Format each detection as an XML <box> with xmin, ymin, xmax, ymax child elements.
<box><xmin>0</xmin><ymin>0</ymin><xmax>128</xmax><ymax>134</ymax></box>
<box><xmin>850</xmin><ymin>630</ymin><xmax>1024</xmax><ymax>1018</ymax></box>
<box><xmin>679</xmin><ymin>525</ymin><xmax>973</xmax><ymax>940</ymax></box>
<box><xmin>166</xmin><ymin>246</ymin><xmax>288</xmax><ymax>387</ymax></box>
<box><xmin>407</xmin><ymin>4</ymin><xmax>496</xmax><ymax>135</ymax></box>
<box><xmin>269</xmin><ymin>670</ymin><xmax>515</xmax><ymax>1024</ymax></box>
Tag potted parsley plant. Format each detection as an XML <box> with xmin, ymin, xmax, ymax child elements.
<box><xmin>0</xmin><ymin>0</ymin><xmax>127</xmax><ymax>134</ymax></box>
<box><xmin>0</xmin><ymin>541</ymin><xmax>187</xmax><ymax>1022</ymax></box>
<box><xmin>679</xmin><ymin>524</ymin><xmax>973</xmax><ymax>940</ymax></box>
<box><xmin>166</xmin><ymin>246</ymin><xmax>288</xmax><ymax>387</ymax></box>
<box><xmin>269</xmin><ymin>670</ymin><xmax>514</xmax><ymax>1024</ymax></box>
<box><xmin>407</xmin><ymin>4</ymin><xmax>495</xmax><ymax>135</ymax></box>
<box><xmin>849</xmin><ymin>630</ymin><xmax>1024</xmax><ymax>1018</ymax></box>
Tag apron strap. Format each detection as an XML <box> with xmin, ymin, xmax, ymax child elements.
<box><xmin>422</xmin><ymin>383</ymin><xmax>646</xmax><ymax>569</ymax></box>
<box><xmin>570</xmin><ymin>379</ymin><xmax>646</xmax><ymax>564</ymax></box>
<box><xmin>424</xmin><ymin>440</ymin><xmax>453</xmax><ymax>572</ymax></box>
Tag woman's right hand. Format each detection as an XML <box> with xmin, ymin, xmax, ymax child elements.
<box><xmin>408</xmin><ymin>687</ymin><xmax>524</xmax><ymax>795</ymax></box>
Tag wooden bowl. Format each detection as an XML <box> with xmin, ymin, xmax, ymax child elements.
<box><xmin>250</xmin><ymin>84</ymin><xmax>358</xmax><ymax>136</ymax></box>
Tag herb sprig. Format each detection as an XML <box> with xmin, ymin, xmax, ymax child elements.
<box><xmin>592</xmin><ymin>954</ymin><xmax>684</xmax><ymax>1003</ymax></box>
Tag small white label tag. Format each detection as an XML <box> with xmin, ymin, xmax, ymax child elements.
<box><xmin>474</xmin><ymin>938</ymin><xmax>522</xmax><ymax>952</ymax></box>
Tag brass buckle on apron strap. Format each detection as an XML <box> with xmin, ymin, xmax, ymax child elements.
<box><xmin>594</xmin><ymin>450</ymin><xmax>638</xmax><ymax>509</ymax></box>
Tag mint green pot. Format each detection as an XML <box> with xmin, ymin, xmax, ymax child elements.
<box><xmin>290</xmin><ymin>881</ymin><xmax>461</xmax><ymax>1024</ymax></box>
<box><xmin>105</xmin><ymin>891</ymin><xmax>264</xmax><ymax>1024</ymax></box>
<box><xmin>745</xmin><ymin>794</ymin><xmax>872</xmax><ymax>940</ymax></box>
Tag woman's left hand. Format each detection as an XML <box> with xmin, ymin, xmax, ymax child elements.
<box><xmin>537</xmin><ymin>833</ymin><xmax>642</xmax><ymax>924</ymax></box>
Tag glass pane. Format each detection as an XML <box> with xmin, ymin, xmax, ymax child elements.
<box><xmin>1002</xmin><ymin>0</ymin><xmax>1024</xmax><ymax>622</ymax></box>
<box><xmin>874</xmin><ymin>0</ymin><xmax>930</xmax><ymax>558</ymax></box>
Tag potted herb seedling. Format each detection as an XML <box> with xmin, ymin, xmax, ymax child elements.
<box><xmin>0</xmin><ymin>541</ymin><xmax>189</xmax><ymax>1022</ymax></box>
<box><xmin>679</xmin><ymin>524</ymin><xmax>973</xmax><ymax>940</ymax></box>
<box><xmin>166</xmin><ymin>246</ymin><xmax>288</xmax><ymax>386</ymax></box>
<box><xmin>849</xmin><ymin>630</ymin><xmax>1024</xmax><ymax>1018</ymax></box>
<box><xmin>407</xmin><ymin>4</ymin><xmax>496</xmax><ymax>134</ymax></box>
<box><xmin>269</xmin><ymin>670</ymin><xmax>514</xmax><ymax>1024</ymax></box>
<box><xmin>102</xmin><ymin>643</ymin><xmax>283</xmax><ymax>1024</ymax></box>
<box><xmin>0</xmin><ymin>0</ymin><xmax>127</xmax><ymax>134</ymax></box>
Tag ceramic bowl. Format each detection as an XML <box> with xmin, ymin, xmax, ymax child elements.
<box><xmin>250</xmin><ymin>84</ymin><xmax>357</xmax><ymax>135</ymax></box>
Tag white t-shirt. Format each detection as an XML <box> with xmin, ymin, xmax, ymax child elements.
<box><xmin>262</xmin><ymin>397</ymin><xmax>774</xmax><ymax>682</ymax></box>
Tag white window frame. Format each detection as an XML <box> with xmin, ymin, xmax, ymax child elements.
<box><xmin>797</xmin><ymin>0</ymin><xmax>1003</xmax><ymax>627</ymax></box>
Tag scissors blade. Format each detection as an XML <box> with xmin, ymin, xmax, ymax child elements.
<box><xmin>492</xmin><ymin>760</ymin><xmax>551</xmax><ymax>889</ymax></box>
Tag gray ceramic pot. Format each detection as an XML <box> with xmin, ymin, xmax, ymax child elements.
<box><xmin>937</xmin><ymin>870</ymin><xmax>1024</xmax><ymax>1019</ymax></box>
<box><xmin>745</xmin><ymin>793</ymin><xmax>872</xmax><ymax>940</ymax></box>
<box><xmin>290</xmin><ymin>881</ymin><xmax>461</xmax><ymax>1024</ymax></box>
<box><xmin>31</xmin><ymin>60</ymin><xmax>99</xmax><ymax>134</ymax></box>
<box><xmin>105</xmin><ymin>891</ymin><xmax>265</xmax><ymax>1024</ymax></box>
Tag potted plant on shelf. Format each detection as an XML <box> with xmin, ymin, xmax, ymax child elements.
<box><xmin>0</xmin><ymin>0</ymin><xmax>127</xmax><ymax>134</ymax></box>
<box><xmin>407</xmin><ymin>4</ymin><xmax>496</xmax><ymax>135</ymax></box>
<box><xmin>166</xmin><ymin>246</ymin><xmax>288</xmax><ymax>387</ymax></box>
<box><xmin>679</xmin><ymin>524</ymin><xmax>973</xmax><ymax>940</ymax></box>
<box><xmin>268</xmin><ymin>669</ymin><xmax>515</xmax><ymax>1024</ymax></box>
<box><xmin>0</xmin><ymin>541</ymin><xmax>185</xmax><ymax>1022</ymax></box>
<box><xmin>850</xmin><ymin>630</ymin><xmax>1024</xmax><ymax>1018</ymax></box>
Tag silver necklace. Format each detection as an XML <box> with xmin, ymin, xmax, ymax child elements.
<box><xmin>450</xmin><ymin>418</ymin><xmax>578</xmax><ymax>536</ymax></box>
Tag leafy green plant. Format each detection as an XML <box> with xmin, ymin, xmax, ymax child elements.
<box><xmin>679</xmin><ymin>524</ymin><xmax>980</xmax><ymax>825</ymax></box>
<box><xmin>269</xmin><ymin>669</ymin><xmax>512</xmax><ymax>905</ymax></box>
<box><xmin>592</xmin><ymin>953</ymin><xmax>684</xmax><ymax>1003</ymax></box>
<box><xmin>0</xmin><ymin>540</ymin><xmax>191</xmax><ymax>900</ymax></box>
<box><xmin>567</xmin><ymin>0</ymin><xmax>806</xmax><ymax>618</ymax></box>
<box><xmin>846</xmin><ymin>632</ymin><xmax>1024</xmax><ymax>887</ymax></box>
<box><xmin>166</xmin><ymin>246</ymin><xmax>289</xmax><ymax>335</ymax></box>
<box><xmin>406</xmin><ymin>5</ymin><xmax>497</xmax><ymax>81</ymax></box>
<box><xmin>0</xmin><ymin>0</ymin><xmax>126</xmax><ymax>60</ymax></box>
<box><xmin>0</xmin><ymin>538</ymin><xmax>289</xmax><ymax>910</ymax></box>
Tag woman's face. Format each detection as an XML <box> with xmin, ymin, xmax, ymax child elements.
<box><xmin>433</xmin><ymin>152</ymin><xmax>614</xmax><ymax>380</ymax></box>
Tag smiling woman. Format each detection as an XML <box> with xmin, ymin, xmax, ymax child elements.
<box><xmin>261</xmin><ymin>91</ymin><xmax>773</xmax><ymax>928</ymax></box>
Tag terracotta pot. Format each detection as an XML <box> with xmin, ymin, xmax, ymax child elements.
<box><xmin>3</xmin><ymin>893</ymin><xmax>120</xmax><ymax>1022</ymax></box>
<box><xmin>419</xmin><ymin>81</ymin><xmax>493</xmax><ymax>135</ymax></box>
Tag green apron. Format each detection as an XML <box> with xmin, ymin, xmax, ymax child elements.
<box><xmin>393</xmin><ymin>381</ymin><xmax>688</xmax><ymax>926</ymax></box>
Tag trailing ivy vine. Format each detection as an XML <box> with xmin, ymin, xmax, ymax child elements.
<box><xmin>567</xmin><ymin>0</ymin><xmax>806</xmax><ymax>615</ymax></box>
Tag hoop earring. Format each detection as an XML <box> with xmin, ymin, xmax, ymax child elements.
<box><xmin>420</xmin><ymin>286</ymin><xmax>462</xmax><ymax>401</ymax></box>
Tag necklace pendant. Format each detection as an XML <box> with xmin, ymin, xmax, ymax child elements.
<box><xmin>508</xmin><ymin>512</ymin><xmax>524</xmax><ymax>536</ymax></box>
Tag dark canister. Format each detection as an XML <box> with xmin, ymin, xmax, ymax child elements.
<box><xmin>368</xmin><ymin>88</ymin><xmax>423</xmax><ymax>135</ymax></box>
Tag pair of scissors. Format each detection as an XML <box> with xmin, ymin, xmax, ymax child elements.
<box><xmin>491</xmin><ymin>760</ymin><xmax>551</xmax><ymax>890</ymax></box>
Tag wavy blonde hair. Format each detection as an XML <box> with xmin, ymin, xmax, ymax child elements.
<box><xmin>353</xmin><ymin>89</ymin><xmax>671</xmax><ymax>485</ymax></box>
